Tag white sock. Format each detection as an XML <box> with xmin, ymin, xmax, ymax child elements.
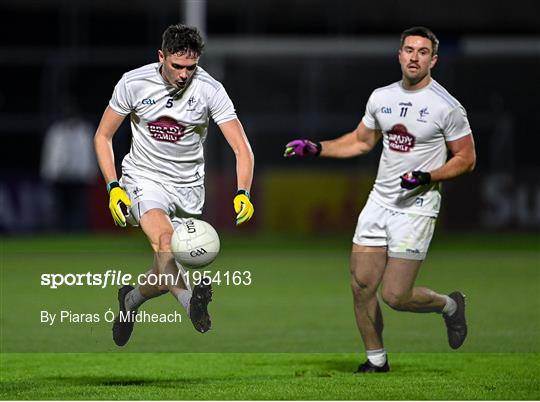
<box><xmin>366</xmin><ymin>348</ymin><xmax>387</xmax><ymax>367</ymax></box>
<box><xmin>124</xmin><ymin>287</ymin><xmax>147</xmax><ymax>312</ymax></box>
<box><xmin>442</xmin><ymin>295</ymin><xmax>457</xmax><ymax>316</ymax></box>
<box><xmin>175</xmin><ymin>260</ymin><xmax>191</xmax><ymax>291</ymax></box>
<box><xmin>177</xmin><ymin>290</ymin><xmax>193</xmax><ymax>314</ymax></box>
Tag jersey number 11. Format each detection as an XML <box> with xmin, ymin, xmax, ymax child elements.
<box><xmin>400</xmin><ymin>107</ymin><xmax>408</xmax><ymax>117</ymax></box>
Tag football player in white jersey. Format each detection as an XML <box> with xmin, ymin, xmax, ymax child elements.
<box><xmin>284</xmin><ymin>27</ymin><xmax>476</xmax><ymax>372</ymax></box>
<box><xmin>94</xmin><ymin>24</ymin><xmax>254</xmax><ymax>346</ymax></box>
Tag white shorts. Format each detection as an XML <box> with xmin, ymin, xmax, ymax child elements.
<box><xmin>120</xmin><ymin>174</ymin><xmax>204</xmax><ymax>226</ymax></box>
<box><xmin>353</xmin><ymin>198</ymin><xmax>436</xmax><ymax>260</ymax></box>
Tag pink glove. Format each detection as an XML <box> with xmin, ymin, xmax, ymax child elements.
<box><xmin>283</xmin><ymin>139</ymin><xmax>321</xmax><ymax>157</ymax></box>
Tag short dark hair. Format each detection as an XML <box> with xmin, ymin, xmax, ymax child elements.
<box><xmin>400</xmin><ymin>26</ymin><xmax>439</xmax><ymax>55</ymax></box>
<box><xmin>161</xmin><ymin>24</ymin><xmax>205</xmax><ymax>57</ymax></box>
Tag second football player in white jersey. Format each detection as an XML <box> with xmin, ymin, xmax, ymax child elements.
<box><xmin>94</xmin><ymin>24</ymin><xmax>254</xmax><ymax>346</ymax></box>
<box><xmin>284</xmin><ymin>27</ymin><xmax>476</xmax><ymax>372</ymax></box>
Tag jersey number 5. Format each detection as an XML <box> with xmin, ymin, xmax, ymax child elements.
<box><xmin>166</xmin><ymin>98</ymin><xmax>173</xmax><ymax>108</ymax></box>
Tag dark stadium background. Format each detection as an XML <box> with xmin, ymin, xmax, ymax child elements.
<box><xmin>0</xmin><ymin>0</ymin><xmax>539</xmax><ymax>235</ymax></box>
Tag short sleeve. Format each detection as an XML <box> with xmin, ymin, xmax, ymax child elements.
<box><xmin>361</xmin><ymin>92</ymin><xmax>380</xmax><ymax>130</ymax></box>
<box><xmin>210</xmin><ymin>84</ymin><xmax>237</xmax><ymax>125</ymax></box>
<box><xmin>442</xmin><ymin>106</ymin><xmax>471</xmax><ymax>141</ymax></box>
<box><xmin>109</xmin><ymin>74</ymin><xmax>132</xmax><ymax>116</ymax></box>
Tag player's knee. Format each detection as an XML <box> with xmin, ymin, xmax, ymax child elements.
<box><xmin>350</xmin><ymin>273</ymin><xmax>376</xmax><ymax>295</ymax></box>
<box><xmin>351</xmin><ymin>277</ymin><xmax>368</xmax><ymax>291</ymax></box>
<box><xmin>381</xmin><ymin>289</ymin><xmax>409</xmax><ymax>311</ymax></box>
<box><xmin>155</xmin><ymin>285</ymin><xmax>169</xmax><ymax>293</ymax></box>
<box><xmin>157</xmin><ymin>232</ymin><xmax>173</xmax><ymax>252</ymax></box>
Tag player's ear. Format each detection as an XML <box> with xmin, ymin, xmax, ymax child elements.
<box><xmin>430</xmin><ymin>54</ymin><xmax>438</xmax><ymax>69</ymax></box>
<box><xmin>158</xmin><ymin>50</ymin><xmax>165</xmax><ymax>63</ymax></box>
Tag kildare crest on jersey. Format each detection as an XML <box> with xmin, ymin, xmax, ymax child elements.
<box><xmin>387</xmin><ymin>124</ymin><xmax>415</xmax><ymax>152</ymax></box>
<box><xmin>148</xmin><ymin>116</ymin><xmax>186</xmax><ymax>143</ymax></box>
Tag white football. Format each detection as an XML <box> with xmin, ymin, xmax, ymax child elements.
<box><xmin>171</xmin><ymin>218</ymin><xmax>220</xmax><ymax>269</ymax></box>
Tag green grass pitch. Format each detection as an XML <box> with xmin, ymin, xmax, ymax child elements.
<box><xmin>1</xmin><ymin>232</ymin><xmax>539</xmax><ymax>399</ymax></box>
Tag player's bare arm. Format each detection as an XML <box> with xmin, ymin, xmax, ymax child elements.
<box><xmin>320</xmin><ymin>122</ymin><xmax>382</xmax><ymax>158</ymax></box>
<box><xmin>219</xmin><ymin>118</ymin><xmax>254</xmax><ymax>192</ymax></box>
<box><xmin>94</xmin><ymin>106</ymin><xmax>131</xmax><ymax>227</ymax></box>
<box><xmin>94</xmin><ymin>106</ymin><xmax>127</xmax><ymax>183</ymax></box>
<box><xmin>219</xmin><ymin>118</ymin><xmax>255</xmax><ymax>225</ymax></box>
<box><xmin>283</xmin><ymin>121</ymin><xmax>382</xmax><ymax>159</ymax></box>
<box><xmin>430</xmin><ymin>134</ymin><xmax>476</xmax><ymax>182</ymax></box>
<box><xmin>400</xmin><ymin>134</ymin><xmax>475</xmax><ymax>190</ymax></box>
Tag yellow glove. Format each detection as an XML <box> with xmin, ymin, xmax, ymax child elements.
<box><xmin>233</xmin><ymin>190</ymin><xmax>254</xmax><ymax>225</ymax></box>
<box><xmin>107</xmin><ymin>182</ymin><xmax>132</xmax><ymax>227</ymax></box>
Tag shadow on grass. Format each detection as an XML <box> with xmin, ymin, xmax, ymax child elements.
<box><xmin>287</xmin><ymin>356</ymin><xmax>453</xmax><ymax>376</ymax></box>
<box><xmin>43</xmin><ymin>376</ymin><xmax>202</xmax><ymax>387</ymax></box>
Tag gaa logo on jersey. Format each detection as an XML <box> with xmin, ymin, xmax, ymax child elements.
<box><xmin>148</xmin><ymin>116</ymin><xmax>186</xmax><ymax>143</ymax></box>
<box><xmin>387</xmin><ymin>124</ymin><xmax>415</xmax><ymax>152</ymax></box>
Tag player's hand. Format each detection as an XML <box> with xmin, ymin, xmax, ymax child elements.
<box><xmin>400</xmin><ymin>171</ymin><xmax>431</xmax><ymax>190</ymax></box>
<box><xmin>233</xmin><ymin>190</ymin><xmax>254</xmax><ymax>225</ymax></box>
<box><xmin>108</xmin><ymin>184</ymin><xmax>132</xmax><ymax>227</ymax></box>
<box><xmin>283</xmin><ymin>139</ymin><xmax>321</xmax><ymax>157</ymax></box>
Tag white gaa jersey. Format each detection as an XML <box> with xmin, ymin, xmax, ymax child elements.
<box><xmin>362</xmin><ymin>79</ymin><xmax>471</xmax><ymax>217</ymax></box>
<box><xmin>109</xmin><ymin>63</ymin><xmax>237</xmax><ymax>186</ymax></box>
